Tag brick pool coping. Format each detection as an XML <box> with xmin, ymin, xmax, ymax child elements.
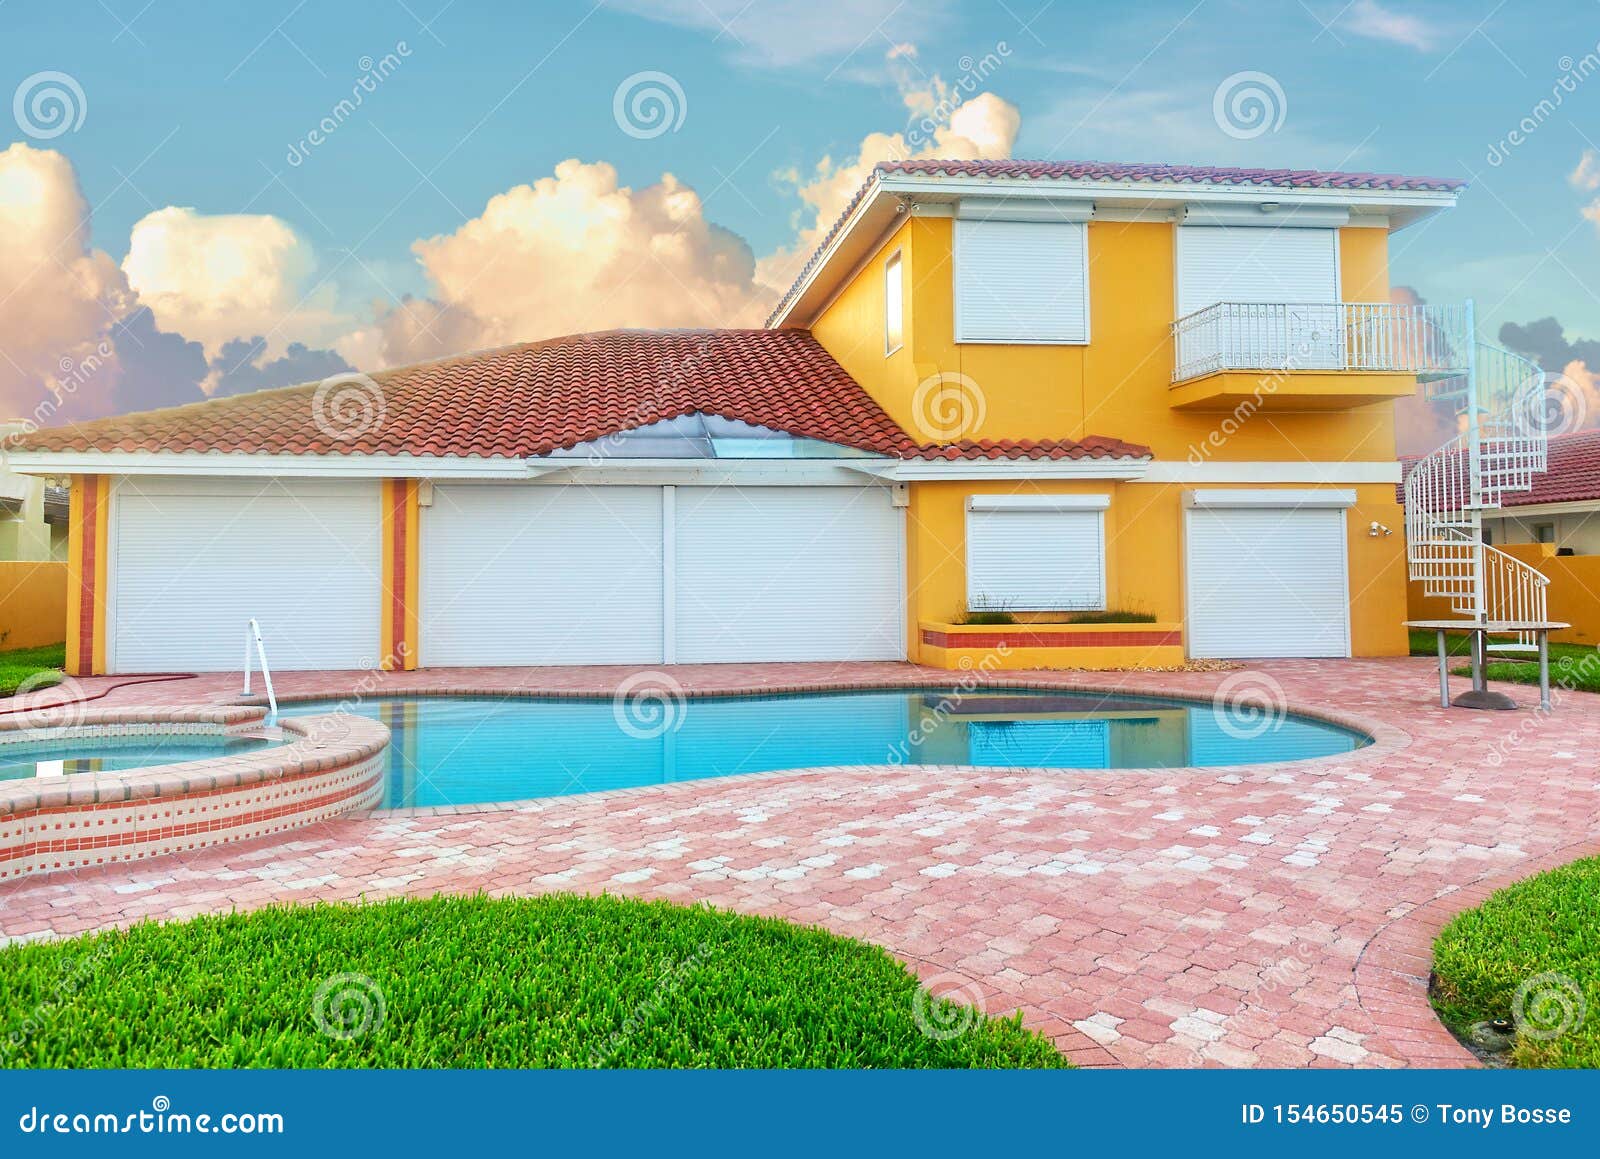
<box><xmin>0</xmin><ymin>707</ymin><xmax>388</xmax><ymax>882</ymax></box>
<box><xmin>2</xmin><ymin>657</ymin><xmax>1595</xmax><ymax>1069</ymax></box>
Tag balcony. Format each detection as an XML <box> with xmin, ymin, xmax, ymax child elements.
<box><xmin>1169</xmin><ymin>302</ymin><xmax>1469</xmax><ymax>411</ymax></box>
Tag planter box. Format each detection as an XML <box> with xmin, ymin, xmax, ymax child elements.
<box><xmin>919</xmin><ymin>621</ymin><xmax>1185</xmax><ymax>671</ymax></box>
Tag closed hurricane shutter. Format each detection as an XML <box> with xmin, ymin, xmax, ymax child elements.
<box><xmin>966</xmin><ymin>509</ymin><xmax>1105</xmax><ymax>611</ymax></box>
<box><xmin>109</xmin><ymin>478</ymin><xmax>381</xmax><ymax>672</ymax></box>
<box><xmin>1185</xmin><ymin>506</ymin><xmax>1349</xmax><ymax>658</ymax></box>
<box><xmin>1177</xmin><ymin>226</ymin><xmax>1339</xmax><ymax>314</ymax></box>
<box><xmin>955</xmin><ymin>219</ymin><xmax>1088</xmax><ymax>343</ymax></box>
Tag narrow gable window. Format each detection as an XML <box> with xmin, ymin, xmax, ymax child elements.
<box><xmin>966</xmin><ymin>495</ymin><xmax>1107</xmax><ymax>611</ymax></box>
<box><xmin>884</xmin><ymin>250</ymin><xmax>904</xmax><ymax>354</ymax></box>
<box><xmin>954</xmin><ymin>219</ymin><xmax>1089</xmax><ymax>344</ymax></box>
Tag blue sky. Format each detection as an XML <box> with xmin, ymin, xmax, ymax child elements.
<box><xmin>2</xmin><ymin>0</ymin><xmax>1598</xmax><ymax>419</ymax></box>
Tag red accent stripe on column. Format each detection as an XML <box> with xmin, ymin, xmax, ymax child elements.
<box><xmin>76</xmin><ymin>478</ymin><xmax>99</xmax><ymax>673</ymax></box>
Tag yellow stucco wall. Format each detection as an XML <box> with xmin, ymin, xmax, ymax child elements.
<box><xmin>811</xmin><ymin>214</ymin><xmax>1410</xmax><ymax>661</ymax></box>
<box><xmin>0</xmin><ymin>561</ymin><xmax>68</xmax><ymax>651</ymax></box>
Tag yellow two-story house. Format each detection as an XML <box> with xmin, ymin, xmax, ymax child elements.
<box><xmin>7</xmin><ymin>159</ymin><xmax>1463</xmax><ymax>676</ymax></box>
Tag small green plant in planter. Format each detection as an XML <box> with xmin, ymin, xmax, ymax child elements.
<box><xmin>1066</xmin><ymin>610</ymin><xmax>1157</xmax><ymax>625</ymax></box>
<box><xmin>960</xmin><ymin>610</ymin><xmax>1018</xmax><ymax>625</ymax></box>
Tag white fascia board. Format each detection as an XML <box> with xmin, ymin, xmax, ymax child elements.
<box><xmin>1141</xmin><ymin>460</ymin><xmax>1400</xmax><ymax>484</ymax></box>
<box><xmin>968</xmin><ymin>493</ymin><xmax>1111</xmax><ymax>511</ymax></box>
<box><xmin>528</xmin><ymin>460</ymin><xmax>896</xmax><ymax>487</ymax></box>
<box><xmin>1</xmin><ymin>451</ymin><xmax>532</xmax><ymax>479</ymax></box>
<box><xmin>877</xmin><ymin>173</ymin><xmax>1459</xmax><ymax>218</ymax></box>
<box><xmin>1486</xmin><ymin>499</ymin><xmax>1600</xmax><ymax>519</ymax></box>
<box><xmin>881</xmin><ymin>458</ymin><xmax>1150</xmax><ymax>481</ymax></box>
<box><xmin>1185</xmin><ymin>487</ymin><xmax>1358</xmax><ymax>509</ymax></box>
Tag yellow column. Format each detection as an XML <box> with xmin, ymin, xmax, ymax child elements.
<box><xmin>379</xmin><ymin>479</ymin><xmax>421</xmax><ymax>670</ymax></box>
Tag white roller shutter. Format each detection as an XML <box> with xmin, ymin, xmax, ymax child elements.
<box><xmin>421</xmin><ymin>484</ymin><xmax>664</xmax><ymax>666</ymax></box>
<box><xmin>966</xmin><ymin>501</ymin><xmax>1106</xmax><ymax>612</ymax></box>
<box><xmin>955</xmin><ymin>219</ymin><xmax>1089</xmax><ymax>343</ymax></box>
<box><xmin>1177</xmin><ymin>226</ymin><xmax>1339</xmax><ymax>314</ymax></box>
<box><xmin>1185</xmin><ymin>504</ymin><xmax>1350</xmax><ymax>658</ymax></box>
<box><xmin>109</xmin><ymin>478</ymin><xmax>380</xmax><ymax>672</ymax></box>
<box><xmin>673</xmin><ymin>486</ymin><xmax>903</xmax><ymax>662</ymax></box>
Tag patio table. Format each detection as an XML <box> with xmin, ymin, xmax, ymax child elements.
<box><xmin>1404</xmin><ymin>619</ymin><xmax>1570</xmax><ymax>712</ymax></box>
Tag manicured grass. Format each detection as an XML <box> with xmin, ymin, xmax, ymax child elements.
<box><xmin>1431</xmin><ymin>857</ymin><xmax>1600</xmax><ymax>1068</ymax></box>
<box><xmin>0</xmin><ymin>642</ymin><xmax>65</xmax><ymax>697</ymax></box>
<box><xmin>1405</xmin><ymin>630</ymin><xmax>1600</xmax><ymax>694</ymax></box>
<box><xmin>0</xmin><ymin>894</ymin><xmax>1068</xmax><ymax>1069</ymax></box>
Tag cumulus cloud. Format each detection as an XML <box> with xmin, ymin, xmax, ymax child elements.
<box><xmin>1341</xmin><ymin>0</ymin><xmax>1446</xmax><ymax>51</ymax></box>
<box><xmin>106</xmin><ymin>306</ymin><xmax>208</xmax><ymax>414</ymax></box>
<box><xmin>365</xmin><ymin>159</ymin><xmax>766</xmax><ymax>368</ymax></box>
<box><xmin>1571</xmin><ymin>150</ymin><xmax>1600</xmax><ymax>229</ymax></box>
<box><xmin>1499</xmin><ymin>316</ymin><xmax>1600</xmax><ymax>436</ymax></box>
<box><xmin>210</xmin><ymin>337</ymin><xmax>352</xmax><ymax>397</ymax></box>
<box><xmin>0</xmin><ymin>143</ymin><xmax>126</xmax><ymax>420</ymax></box>
<box><xmin>121</xmin><ymin>206</ymin><xmax>341</xmax><ymax>358</ymax></box>
<box><xmin>756</xmin><ymin>51</ymin><xmax>1021</xmax><ymax>292</ymax></box>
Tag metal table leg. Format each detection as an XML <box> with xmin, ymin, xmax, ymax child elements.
<box><xmin>1436</xmin><ymin>629</ymin><xmax>1450</xmax><ymax>708</ymax></box>
<box><xmin>1539</xmin><ymin>630</ymin><xmax>1551</xmax><ymax>712</ymax></box>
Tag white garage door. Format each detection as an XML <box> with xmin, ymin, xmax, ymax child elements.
<box><xmin>674</xmin><ymin>486</ymin><xmax>904</xmax><ymax>662</ymax></box>
<box><xmin>1185</xmin><ymin>502</ymin><xmax>1350</xmax><ymax>658</ymax></box>
<box><xmin>422</xmin><ymin>485</ymin><xmax>664</xmax><ymax>666</ymax></box>
<box><xmin>110</xmin><ymin>478</ymin><xmax>381</xmax><ymax>672</ymax></box>
<box><xmin>421</xmin><ymin>484</ymin><xmax>903</xmax><ymax>665</ymax></box>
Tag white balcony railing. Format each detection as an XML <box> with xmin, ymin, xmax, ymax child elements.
<box><xmin>1171</xmin><ymin>301</ymin><xmax>1472</xmax><ymax>383</ymax></box>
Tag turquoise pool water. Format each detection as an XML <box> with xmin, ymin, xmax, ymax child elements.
<box><xmin>0</xmin><ymin>734</ymin><xmax>276</xmax><ymax>781</ymax></box>
<box><xmin>284</xmin><ymin>689</ymin><xmax>1369</xmax><ymax>810</ymax></box>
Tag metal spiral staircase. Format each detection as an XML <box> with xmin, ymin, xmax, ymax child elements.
<box><xmin>1403</xmin><ymin>301</ymin><xmax>1551</xmax><ymax>664</ymax></box>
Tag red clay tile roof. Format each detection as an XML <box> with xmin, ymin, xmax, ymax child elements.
<box><xmin>11</xmin><ymin>328</ymin><xmax>1151</xmax><ymax>463</ymax></box>
<box><xmin>767</xmin><ymin>158</ymin><xmax>1467</xmax><ymax>326</ymax></box>
<box><xmin>1399</xmin><ymin>429</ymin><xmax>1600</xmax><ymax>507</ymax></box>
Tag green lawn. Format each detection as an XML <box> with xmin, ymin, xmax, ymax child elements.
<box><xmin>1405</xmin><ymin>630</ymin><xmax>1600</xmax><ymax>694</ymax></box>
<box><xmin>1431</xmin><ymin>857</ymin><xmax>1600</xmax><ymax>1068</ymax></box>
<box><xmin>0</xmin><ymin>642</ymin><xmax>65</xmax><ymax>697</ymax></box>
<box><xmin>0</xmin><ymin>894</ymin><xmax>1068</xmax><ymax>1069</ymax></box>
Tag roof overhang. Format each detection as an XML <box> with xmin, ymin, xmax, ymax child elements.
<box><xmin>4</xmin><ymin>449</ymin><xmax>1154</xmax><ymax>483</ymax></box>
<box><xmin>769</xmin><ymin>172</ymin><xmax>1460</xmax><ymax>329</ymax></box>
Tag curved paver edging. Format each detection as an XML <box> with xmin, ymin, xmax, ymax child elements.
<box><xmin>1354</xmin><ymin>835</ymin><xmax>1600</xmax><ymax>1069</ymax></box>
<box><xmin>0</xmin><ymin>708</ymin><xmax>390</xmax><ymax>882</ymax></box>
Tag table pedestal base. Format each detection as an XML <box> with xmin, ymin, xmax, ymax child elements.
<box><xmin>1451</xmin><ymin>688</ymin><xmax>1519</xmax><ymax>711</ymax></box>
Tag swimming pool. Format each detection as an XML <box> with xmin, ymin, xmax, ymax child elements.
<box><xmin>284</xmin><ymin>688</ymin><xmax>1370</xmax><ymax>810</ymax></box>
<box><xmin>0</xmin><ymin>734</ymin><xmax>277</xmax><ymax>781</ymax></box>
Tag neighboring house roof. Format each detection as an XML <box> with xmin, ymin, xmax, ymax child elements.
<box><xmin>10</xmin><ymin>328</ymin><xmax>1150</xmax><ymax>463</ymax></box>
<box><xmin>1399</xmin><ymin>429</ymin><xmax>1600</xmax><ymax>507</ymax></box>
<box><xmin>767</xmin><ymin>158</ymin><xmax>1467</xmax><ymax>327</ymax></box>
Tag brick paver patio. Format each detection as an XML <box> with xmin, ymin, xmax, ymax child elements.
<box><xmin>3</xmin><ymin>657</ymin><xmax>1596</xmax><ymax>1068</ymax></box>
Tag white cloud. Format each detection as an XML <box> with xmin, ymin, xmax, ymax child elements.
<box><xmin>1573</xmin><ymin>150</ymin><xmax>1600</xmax><ymax>191</ymax></box>
<box><xmin>1341</xmin><ymin>0</ymin><xmax>1445</xmax><ymax>52</ymax></box>
<box><xmin>367</xmin><ymin>159</ymin><xmax>768</xmax><ymax>368</ymax></box>
<box><xmin>0</xmin><ymin>143</ymin><xmax>126</xmax><ymax>418</ymax></box>
<box><xmin>756</xmin><ymin>52</ymin><xmax>1021</xmax><ymax>293</ymax></box>
<box><xmin>121</xmin><ymin>206</ymin><xmax>342</xmax><ymax>358</ymax></box>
